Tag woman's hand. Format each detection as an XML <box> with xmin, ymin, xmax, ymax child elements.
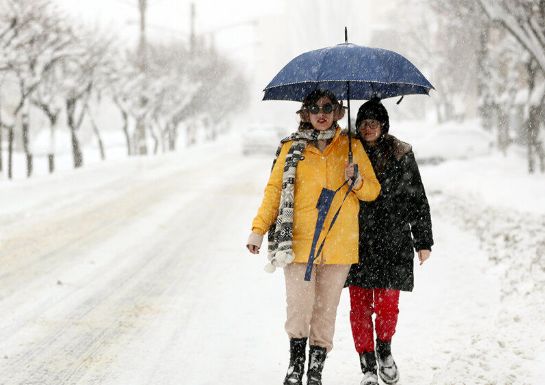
<box><xmin>345</xmin><ymin>162</ymin><xmax>362</xmax><ymax>188</ymax></box>
<box><xmin>418</xmin><ymin>249</ymin><xmax>431</xmax><ymax>265</ymax></box>
<box><xmin>246</xmin><ymin>232</ymin><xmax>264</xmax><ymax>254</ymax></box>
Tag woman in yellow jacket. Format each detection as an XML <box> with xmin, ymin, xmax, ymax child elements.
<box><xmin>246</xmin><ymin>89</ymin><xmax>381</xmax><ymax>385</ymax></box>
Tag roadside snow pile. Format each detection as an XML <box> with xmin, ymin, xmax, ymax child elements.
<box><xmin>439</xmin><ymin>194</ymin><xmax>545</xmax><ymax>299</ymax></box>
<box><xmin>431</xmin><ymin>191</ymin><xmax>545</xmax><ymax>384</ymax></box>
<box><xmin>409</xmin><ymin>118</ymin><xmax>545</xmax><ymax>383</ymax></box>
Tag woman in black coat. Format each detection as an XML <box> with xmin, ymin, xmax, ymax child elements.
<box><xmin>345</xmin><ymin>98</ymin><xmax>433</xmax><ymax>385</ymax></box>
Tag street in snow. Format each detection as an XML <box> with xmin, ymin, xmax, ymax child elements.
<box><xmin>0</xmin><ymin>123</ymin><xmax>544</xmax><ymax>384</ymax></box>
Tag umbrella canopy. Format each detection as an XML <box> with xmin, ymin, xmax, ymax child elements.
<box><xmin>263</xmin><ymin>43</ymin><xmax>433</xmax><ymax>102</ymax></box>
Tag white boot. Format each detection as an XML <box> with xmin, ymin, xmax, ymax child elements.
<box><xmin>359</xmin><ymin>352</ymin><xmax>379</xmax><ymax>385</ymax></box>
<box><xmin>376</xmin><ymin>340</ymin><xmax>399</xmax><ymax>385</ymax></box>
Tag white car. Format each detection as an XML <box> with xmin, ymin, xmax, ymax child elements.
<box><xmin>414</xmin><ymin>124</ymin><xmax>493</xmax><ymax>164</ymax></box>
<box><xmin>242</xmin><ymin>124</ymin><xmax>289</xmax><ymax>156</ymax></box>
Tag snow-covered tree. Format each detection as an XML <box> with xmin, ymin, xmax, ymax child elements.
<box><xmin>384</xmin><ymin>0</ymin><xmax>484</xmax><ymax>123</ymax></box>
<box><xmin>387</xmin><ymin>0</ymin><xmax>544</xmax><ymax>171</ymax></box>
<box><xmin>0</xmin><ymin>0</ymin><xmax>76</xmax><ymax>177</ymax></box>
<box><xmin>477</xmin><ymin>0</ymin><xmax>545</xmax><ymax>171</ymax></box>
<box><xmin>0</xmin><ymin>0</ymin><xmax>249</xmax><ymax>178</ymax></box>
<box><xmin>104</xmin><ymin>52</ymin><xmax>138</xmax><ymax>156</ymax></box>
<box><xmin>146</xmin><ymin>43</ymin><xmax>200</xmax><ymax>151</ymax></box>
<box><xmin>59</xmin><ymin>32</ymin><xmax>111</xmax><ymax>168</ymax></box>
<box><xmin>183</xmin><ymin>46</ymin><xmax>249</xmax><ymax>144</ymax></box>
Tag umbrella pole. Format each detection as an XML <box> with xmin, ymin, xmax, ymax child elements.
<box><xmin>344</xmin><ymin>28</ymin><xmax>355</xmax><ymax>166</ymax></box>
<box><xmin>347</xmin><ymin>81</ymin><xmax>352</xmax><ymax>163</ymax></box>
<box><xmin>343</xmin><ymin>26</ymin><xmax>358</xmax><ymax>179</ymax></box>
<box><xmin>346</xmin><ymin>81</ymin><xmax>359</xmax><ymax>181</ymax></box>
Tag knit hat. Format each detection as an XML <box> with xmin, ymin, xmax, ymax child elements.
<box><xmin>355</xmin><ymin>97</ymin><xmax>390</xmax><ymax>134</ymax></box>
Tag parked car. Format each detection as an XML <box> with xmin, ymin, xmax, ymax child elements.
<box><xmin>414</xmin><ymin>123</ymin><xmax>493</xmax><ymax>164</ymax></box>
<box><xmin>242</xmin><ymin>124</ymin><xmax>289</xmax><ymax>156</ymax></box>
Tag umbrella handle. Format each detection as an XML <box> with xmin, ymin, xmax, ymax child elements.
<box><xmin>348</xmin><ymin>161</ymin><xmax>359</xmax><ymax>184</ymax></box>
<box><xmin>348</xmin><ymin>148</ymin><xmax>358</xmax><ymax>183</ymax></box>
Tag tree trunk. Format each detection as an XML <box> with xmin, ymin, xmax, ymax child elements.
<box><xmin>87</xmin><ymin>106</ymin><xmax>105</xmax><ymax>161</ymax></box>
<box><xmin>66</xmin><ymin>99</ymin><xmax>83</xmax><ymax>168</ymax></box>
<box><xmin>32</xmin><ymin>100</ymin><xmax>60</xmax><ymax>174</ymax></box>
<box><xmin>527</xmin><ymin>105</ymin><xmax>545</xmax><ymax>173</ymax></box>
<box><xmin>113</xmin><ymin>98</ymin><xmax>132</xmax><ymax>156</ymax></box>
<box><xmin>477</xmin><ymin>21</ymin><xmax>490</xmax><ymax>127</ymax></box>
<box><xmin>121</xmin><ymin>109</ymin><xmax>131</xmax><ymax>156</ymax></box>
<box><xmin>70</xmin><ymin>128</ymin><xmax>83</xmax><ymax>168</ymax></box>
<box><xmin>21</xmin><ymin>107</ymin><xmax>32</xmax><ymax>177</ymax></box>
<box><xmin>26</xmin><ymin>153</ymin><xmax>33</xmax><ymax>178</ymax></box>
<box><xmin>48</xmin><ymin>116</ymin><xmax>58</xmax><ymax>173</ymax></box>
<box><xmin>149</xmin><ymin>123</ymin><xmax>159</xmax><ymax>155</ymax></box>
<box><xmin>48</xmin><ymin>153</ymin><xmax>55</xmax><ymax>173</ymax></box>
<box><xmin>479</xmin><ymin>102</ymin><xmax>494</xmax><ymax>131</ymax></box>
<box><xmin>134</xmin><ymin>117</ymin><xmax>148</xmax><ymax>155</ymax></box>
<box><xmin>8</xmin><ymin>125</ymin><xmax>13</xmax><ymax>179</ymax></box>
<box><xmin>168</xmin><ymin>122</ymin><xmax>178</xmax><ymax>151</ymax></box>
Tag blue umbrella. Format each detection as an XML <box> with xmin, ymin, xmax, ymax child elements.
<box><xmin>263</xmin><ymin>28</ymin><xmax>433</xmax><ymax>161</ymax></box>
<box><xmin>263</xmin><ymin>34</ymin><xmax>433</xmax><ymax>102</ymax></box>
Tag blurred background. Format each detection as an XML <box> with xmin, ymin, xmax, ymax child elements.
<box><xmin>1</xmin><ymin>0</ymin><xmax>543</xmax><ymax>179</ymax></box>
<box><xmin>1</xmin><ymin>2</ymin><xmax>545</xmax><ymax>384</ymax></box>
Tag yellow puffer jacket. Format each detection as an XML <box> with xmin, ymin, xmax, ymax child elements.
<box><xmin>252</xmin><ymin>128</ymin><xmax>380</xmax><ymax>265</ymax></box>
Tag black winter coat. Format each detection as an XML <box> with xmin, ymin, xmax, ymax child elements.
<box><xmin>346</xmin><ymin>134</ymin><xmax>433</xmax><ymax>292</ymax></box>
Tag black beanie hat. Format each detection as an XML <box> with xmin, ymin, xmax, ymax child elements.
<box><xmin>355</xmin><ymin>97</ymin><xmax>390</xmax><ymax>134</ymax></box>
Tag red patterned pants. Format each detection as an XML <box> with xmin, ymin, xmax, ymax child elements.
<box><xmin>348</xmin><ymin>286</ymin><xmax>400</xmax><ymax>353</ymax></box>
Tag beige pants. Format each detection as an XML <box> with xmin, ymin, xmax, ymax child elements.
<box><xmin>284</xmin><ymin>263</ymin><xmax>351</xmax><ymax>352</ymax></box>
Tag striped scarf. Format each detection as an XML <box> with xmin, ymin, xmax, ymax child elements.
<box><xmin>265</xmin><ymin>125</ymin><xmax>338</xmax><ymax>273</ymax></box>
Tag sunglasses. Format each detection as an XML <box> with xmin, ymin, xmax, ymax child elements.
<box><xmin>307</xmin><ymin>103</ymin><xmax>335</xmax><ymax>114</ymax></box>
<box><xmin>360</xmin><ymin>119</ymin><xmax>381</xmax><ymax>130</ymax></box>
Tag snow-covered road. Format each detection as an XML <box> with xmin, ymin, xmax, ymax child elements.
<box><xmin>0</xmin><ymin>143</ymin><xmax>266</xmax><ymax>384</ymax></box>
<box><xmin>0</xmin><ymin>131</ymin><xmax>544</xmax><ymax>385</ymax></box>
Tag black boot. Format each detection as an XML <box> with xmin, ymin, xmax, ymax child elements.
<box><xmin>359</xmin><ymin>351</ymin><xmax>379</xmax><ymax>385</ymax></box>
<box><xmin>284</xmin><ymin>338</ymin><xmax>307</xmax><ymax>385</ymax></box>
<box><xmin>306</xmin><ymin>345</ymin><xmax>327</xmax><ymax>385</ymax></box>
<box><xmin>376</xmin><ymin>339</ymin><xmax>399</xmax><ymax>384</ymax></box>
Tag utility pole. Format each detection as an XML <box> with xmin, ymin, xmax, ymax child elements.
<box><xmin>135</xmin><ymin>0</ymin><xmax>148</xmax><ymax>155</ymax></box>
<box><xmin>138</xmin><ymin>0</ymin><xmax>148</xmax><ymax>68</ymax></box>
<box><xmin>189</xmin><ymin>2</ymin><xmax>196</xmax><ymax>53</ymax></box>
